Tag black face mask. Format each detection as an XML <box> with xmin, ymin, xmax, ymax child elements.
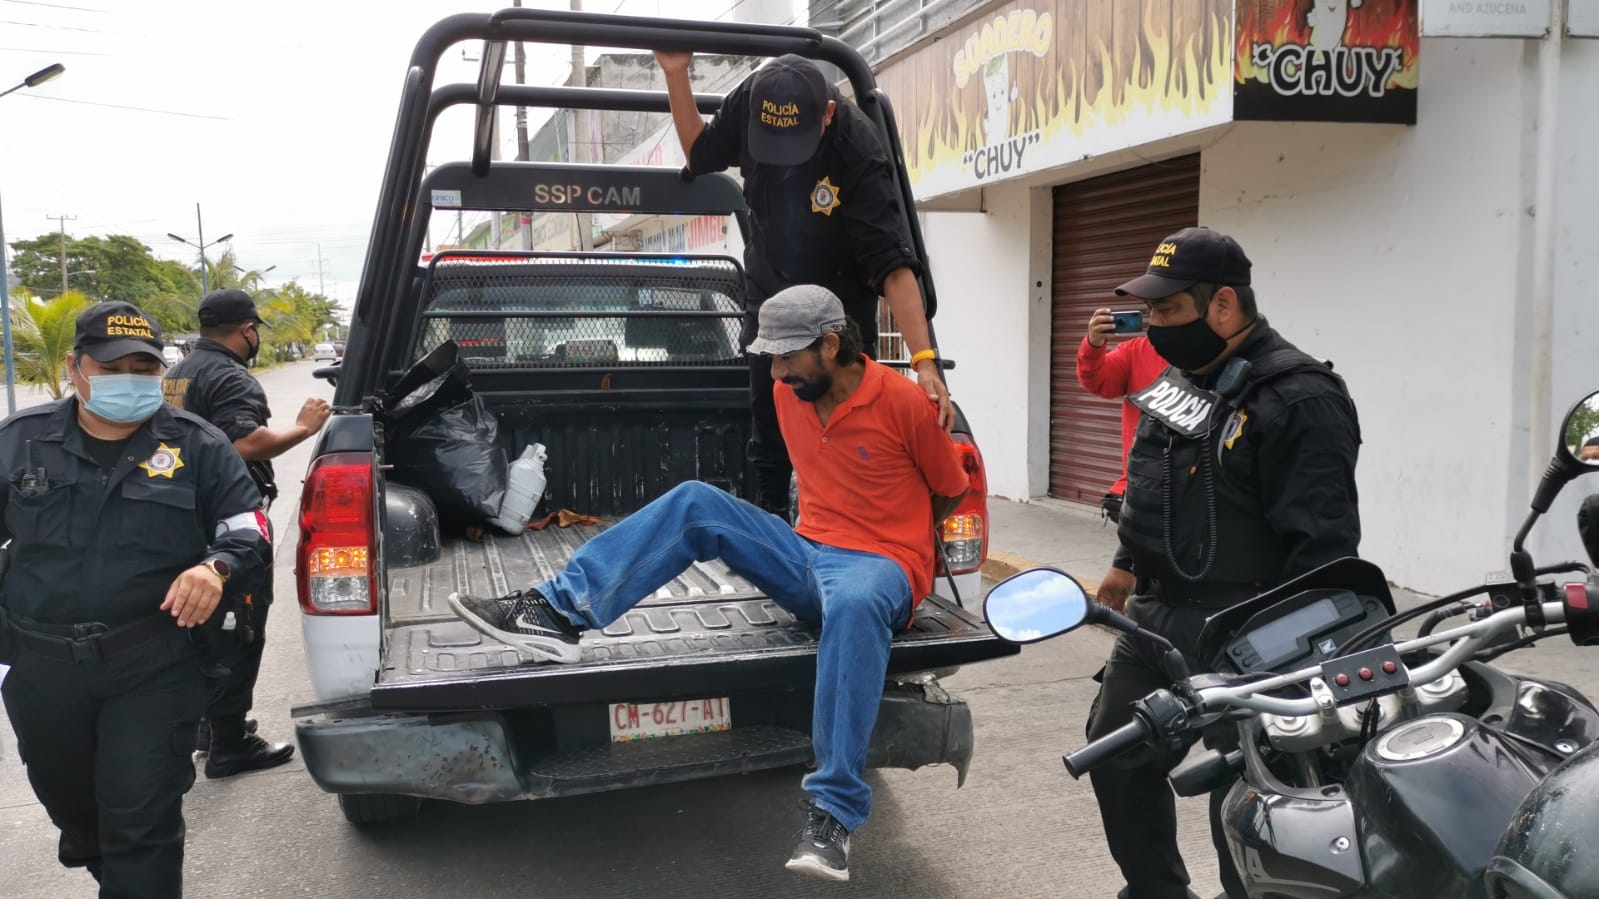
<box><xmin>1146</xmin><ymin>316</ymin><xmax>1228</xmax><ymax>372</ymax></box>
<box><xmin>243</xmin><ymin>327</ymin><xmax>261</xmax><ymax>364</ymax></box>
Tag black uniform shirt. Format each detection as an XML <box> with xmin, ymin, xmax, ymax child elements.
<box><xmin>1115</xmin><ymin>319</ymin><xmax>1362</xmax><ymax>595</ymax></box>
<box><xmin>688</xmin><ymin>79</ymin><xmax>920</xmax><ymax>307</ymax></box>
<box><xmin>0</xmin><ymin>400</ymin><xmax>270</xmax><ymax>626</ymax></box>
<box><xmin>163</xmin><ymin>338</ymin><xmax>276</xmax><ymax>500</ymax></box>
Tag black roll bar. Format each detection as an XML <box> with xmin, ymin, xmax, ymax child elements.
<box><xmin>345</xmin><ymin>8</ymin><xmax>941</xmax><ymax>406</ymax></box>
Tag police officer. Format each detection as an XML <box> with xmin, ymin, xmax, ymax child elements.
<box><xmin>0</xmin><ymin>301</ymin><xmax>271</xmax><ymax>897</ymax></box>
<box><xmin>1087</xmin><ymin>228</ymin><xmax>1362</xmax><ymax>899</ymax></box>
<box><xmin>656</xmin><ymin>51</ymin><xmax>954</xmax><ymax>515</ymax></box>
<box><xmin>163</xmin><ymin>287</ymin><xmax>329</xmax><ymax>776</ymax></box>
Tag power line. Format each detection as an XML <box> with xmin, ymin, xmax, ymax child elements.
<box><xmin>1</xmin><ymin>0</ymin><xmax>109</xmax><ymax>10</ymax></box>
<box><xmin>0</xmin><ymin>46</ymin><xmax>112</xmax><ymax>56</ymax></box>
<box><xmin>17</xmin><ymin>94</ymin><xmax>232</xmax><ymax>120</ymax></box>
<box><xmin>0</xmin><ymin>17</ymin><xmax>100</xmax><ymax>31</ymax></box>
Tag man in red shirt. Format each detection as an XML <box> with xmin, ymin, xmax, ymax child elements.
<box><xmin>1076</xmin><ymin>308</ymin><xmax>1168</xmax><ymax>516</ymax></box>
<box><xmin>449</xmin><ymin>284</ymin><xmax>969</xmax><ymax>883</ymax></box>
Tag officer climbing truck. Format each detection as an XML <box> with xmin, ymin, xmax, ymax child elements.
<box><xmin>290</xmin><ymin>8</ymin><xmax>1013</xmax><ymax>825</ymax></box>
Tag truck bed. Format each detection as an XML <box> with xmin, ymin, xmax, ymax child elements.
<box><xmin>372</xmin><ymin>521</ymin><xmax>1011</xmax><ymax>711</ymax></box>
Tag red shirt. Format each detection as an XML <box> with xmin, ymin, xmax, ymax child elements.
<box><xmin>1075</xmin><ymin>335</ymin><xmax>1167</xmax><ymax>495</ymax></box>
<box><xmin>775</xmin><ymin>358</ymin><xmax>970</xmax><ymax>605</ymax></box>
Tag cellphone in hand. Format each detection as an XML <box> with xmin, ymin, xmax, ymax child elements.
<box><xmin>1110</xmin><ymin>311</ymin><xmax>1144</xmax><ymax>334</ymax></box>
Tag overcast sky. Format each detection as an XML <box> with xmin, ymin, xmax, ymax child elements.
<box><xmin>0</xmin><ymin>0</ymin><xmax>801</xmax><ymax>309</ymax></box>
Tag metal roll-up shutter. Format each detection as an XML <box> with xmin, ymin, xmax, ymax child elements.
<box><xmin>1049</xmin><ymin>154</ymin><xmax>1199</xmax><ymax>505</ymax></box>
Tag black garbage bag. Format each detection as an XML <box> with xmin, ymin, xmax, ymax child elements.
<box><xmin>382</xmin><ymin>345</ymin><xmax>508</xmax><ymax>531</ymax></box>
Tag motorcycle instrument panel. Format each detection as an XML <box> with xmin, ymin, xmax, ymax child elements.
<box><xmin>1222</xmin><ymin>588</ymin><xmax>1388</xmax><ymax>674</ymax></box>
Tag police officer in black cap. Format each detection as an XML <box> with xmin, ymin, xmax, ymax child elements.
<box><xmin>655</xmin><ymin>50</ymin><xmax>954</xmax><ymax>515</ymax></box>
<box><xmin>163</xmin><ymin>287</ymin><xmax>329</xmax><ymax>775</ymax></box>
<box><xmin>0</xmin><ymin>301</ymin><xmax>271</xmax><ymax>897</ymax></box>
<box><xmin>1085</xmin><ymin>228</ymin><xmax>1362</xmax><ymax>899</ymax></box>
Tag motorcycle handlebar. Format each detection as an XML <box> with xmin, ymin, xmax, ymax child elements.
<box><xmin>1061</xmin><ymin>601</ymin><xmax>1571</xmax><ymax>775</ymax></box>
<box><xmin>1198</xmin><ymin>601</ymin><xmax>1566</xmax><ymax>718</ymax></box>
<box><xmin>1064</xmin><ymin>719</ymin><xmax>1148</xmax><ymax>779</ymax></box>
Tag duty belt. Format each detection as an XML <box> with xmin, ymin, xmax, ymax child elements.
<box><xmin>1148</xmin><ymin>576</ymin><xmax>1260</xmax><ymax>610</ymax></box>
<box><xmin>6</xmin><ymin>613</ymin><xmax>173</xmax><ymax>664</ymax></box>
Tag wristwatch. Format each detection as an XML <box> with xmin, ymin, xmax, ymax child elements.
<box><xmin>203</xmin><ymin>557</ymin><xmax>232</xmax><ymax>584</ymax></box>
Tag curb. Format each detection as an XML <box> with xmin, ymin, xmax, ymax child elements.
<box><xmin>980</xmin><ymin>550</ymin><xmax>1102</xmax><ymax>597</ymax></box>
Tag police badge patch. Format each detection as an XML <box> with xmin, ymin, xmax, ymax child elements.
<box><xmin>810</xmin><ymin>176</ymin><xmax>841</xmax><ymax>216</ymax></box>
<box><xmin>140</xmin><ymin>442</ymin><xmax>185</xmax><ymax>479</ymax></box>
<box><xmin>1222</xmin><ymin>410</ymin><xmax>1248</xmax><ymax>450</ymax></box>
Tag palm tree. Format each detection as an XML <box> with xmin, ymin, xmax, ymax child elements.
<box><xmin>203</xmin><ymin>248</ymin><xmax>275</xmax><ymax>297</ymax></box>
<box><xmin>8</xmin><ymin>289</ymin><xmax>92</xmax><ymax>399</ymax></box>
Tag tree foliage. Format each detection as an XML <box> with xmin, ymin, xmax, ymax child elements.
<box><xmin>7</xmin><ymin>290</ymin><xmax>93</xmax><ymax>399</ymax></box>
<box><xmin>9</xmin><ymin>233</ymin><xmax>199</xmax><ymax>332</ymax></box>
<box><xmin>7</xmin><ymin>232</ymin><xmax>341</xmax><ymax>366</ymax></box>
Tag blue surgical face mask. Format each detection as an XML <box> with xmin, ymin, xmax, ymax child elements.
<box><xmin>83</xmin><ymin>373</ymin><xmax>165</xmax><ymax>423</ymax></box>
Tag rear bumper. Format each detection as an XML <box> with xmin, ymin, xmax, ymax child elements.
<box><xmin>293</xmin><ymin>677</ymin><xmax>974</xmax><ymax>804</ymax></box>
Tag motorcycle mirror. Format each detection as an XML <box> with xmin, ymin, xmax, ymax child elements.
<box><xmin>1514</xmin><ymin>389</ymin><xmax>1599</xmax><ymax>554</ymax></box>
<box><xmin>1562</xmin><ymin>392</ymin><xmax>1599</xmax><ymax>471</ymax></box>
<box><xmin>984</xmin><ymin>567</ymin><xmax>1094</xmax><ymax>644</ymax></box>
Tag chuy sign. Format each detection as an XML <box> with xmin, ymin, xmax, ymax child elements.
<box><xmin>1235</xmin><ymin>0</ymin><xmax>1420</xmax><ymax>124</ymax></box>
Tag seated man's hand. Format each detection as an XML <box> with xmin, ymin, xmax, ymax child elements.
<box><xmin>1095</xmin><ymin>566</ymin><xmax>1135</xmax><ymax>613</ymax></box>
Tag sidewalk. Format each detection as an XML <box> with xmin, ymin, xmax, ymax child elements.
<box><xmin>981</xmin><ymin>496</ymin><xmax>1121</xmax><ymax>593</ymax></box>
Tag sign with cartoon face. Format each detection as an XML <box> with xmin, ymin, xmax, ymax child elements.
<box><xmin>1235</xmin><ymin>0</ymin><xmax>1420</xmax><ymax>124</ymax></box>
<box><xmin>876</xmin><ymin>0</ymin><xmax>1233</xmax><ymax>200</ymax></box>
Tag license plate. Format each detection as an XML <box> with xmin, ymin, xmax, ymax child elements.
<box><xmin>608</xmin><ymin>697</ymin><xmax>731</xmax><ymax>742</ymax></box>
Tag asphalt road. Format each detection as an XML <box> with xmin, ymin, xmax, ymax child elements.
<box><xmin>2</xmin><ymin>360</ymin><xmax>1597</xmax><ymax>898</ymax></box>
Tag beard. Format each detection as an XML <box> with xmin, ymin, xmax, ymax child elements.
<box><xmin>783</xmin><ymin>371</ymin><xmax>832</xmax><ymax>402</ymax></box>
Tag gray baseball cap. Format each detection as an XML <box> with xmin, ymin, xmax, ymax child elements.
<box><xmin>745</xmin><ymin>284</ymin><xmax>847</xmax><ymax>356</ymax></box>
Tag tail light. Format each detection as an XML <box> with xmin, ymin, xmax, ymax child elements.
<box><xmin>940</xmin><ymin>435</ymin><xmax>989</xmax><ymax>575</ymax></box>
<box><xmin>297</xmin><ymin>452</ymin><xmax>378</xmax><ymax>615</ymax></box>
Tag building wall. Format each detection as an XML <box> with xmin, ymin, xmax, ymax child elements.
<box><xmin>920</xmin><ymin>180</ymin><xmax>1047</xmax><ymax>502</ymax></box>
<box><xmin>922</xmin><ymin>37</ymin><xmax>1599</xmax><ymax>594</ymax></box>
<box><xmin>1538</xmin><ymin>37</ymin><xmax>1599</xmax><ymax>570</ymax></box>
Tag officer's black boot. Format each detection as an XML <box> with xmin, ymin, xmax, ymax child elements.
<box><xmin>204</xmin><ymin>721</ymin><xmax>294</xmax><ymax>778</ymax></box>
<box><xmin>193</xmin><ymin>716</ymin><xmax>258</xmax><ymax>755</ymax></box>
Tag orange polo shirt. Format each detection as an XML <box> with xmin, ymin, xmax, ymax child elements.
<box><xmin>775</xmin><ymin>358</ymin><xmax>970</xmax><ymax>605</ymax></box>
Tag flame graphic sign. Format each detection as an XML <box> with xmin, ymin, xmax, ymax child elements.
<box><xmin>1234</xmin><ymin>0</ymin><xmax>1420</xmax><ymax>123</ymax></box>
<box><xmin>875</xmin><ymin>0</ymin><xmax>1234</xmax><ymax>201</ymax></box>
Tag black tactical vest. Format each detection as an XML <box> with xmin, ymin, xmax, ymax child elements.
<box><xmin>1117</xmin><ymin>343</ymin><xmax>1351</xmax><ymax>601</ymax></box>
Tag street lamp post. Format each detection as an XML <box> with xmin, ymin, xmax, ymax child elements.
<box><xmin>0</xmin><ymin>62</ymin><xmax>66</xmax><ymax>416</ymax></box>
<box><xmin>168</xmin><ymin>202</ymin><xmax>232</xmax><ymax>298</ymax></box>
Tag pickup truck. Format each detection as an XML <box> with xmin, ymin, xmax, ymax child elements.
<box><xmin>291</xmin><ymin>7</ymin><xmax>1016</xmax><ymax>825</ymax></box>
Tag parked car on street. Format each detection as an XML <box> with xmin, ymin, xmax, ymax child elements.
<box><xmin>313</xmin><ymin>342</ymin><xmax>338</xmax><ymax>362</ymax></box>
<box><xmin>162</xmin><ymin>345</ymin><xmax>184</xmax><ymax>366</ymax></box>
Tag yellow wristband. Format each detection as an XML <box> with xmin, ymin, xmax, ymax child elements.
<box><xmin>910</xmin><ymin>349</ymin><xmax>938</xmax><ymax>366</ymax></box>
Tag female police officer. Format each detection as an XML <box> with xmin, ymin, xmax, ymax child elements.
<box><xmin>0</xmin><ymin>301</ymin><xmax>271</xmax><ymax>897</ymax></box>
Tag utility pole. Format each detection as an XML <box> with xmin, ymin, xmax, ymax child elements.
<box><xmin>514</xmin><ymin>0</ymin><xmax>533</xmax><ymax>250</ymax></box>
<box><xmin>316</xmin><ymin>242</ymin><xmax>326</xmax><ymax>296</ymax></box>
<box><xmin>46</xmin><ymin>212</ymin><xmax>75</xmax><ymax>296</ymax></box>
<box><xmin>569</xmin><ymin>0</ymin><xmax>594</xmax><ymax>251</ymax></box>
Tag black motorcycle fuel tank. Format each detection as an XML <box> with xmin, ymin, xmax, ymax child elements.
<box><xmin>1488</xmin><ymin>740</ymin><xmax>1599</xmax><ymax>899</ymax></box>
<box><xmin>1343</xmin><ymin>713</ymin><xmax>1545</xmax><ymax>898</ymax></box>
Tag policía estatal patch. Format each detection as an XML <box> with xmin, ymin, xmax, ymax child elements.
<box><xmin>1129</xmin><ymin>369</ymin><xmax>1219</xmax><ymax>439</ymax></box>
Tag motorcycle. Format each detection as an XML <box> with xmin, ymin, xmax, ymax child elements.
<box><xmin>985</xmin><ymin>388</ymin><xmax>1599</xmax><ymax>899</ymax></box>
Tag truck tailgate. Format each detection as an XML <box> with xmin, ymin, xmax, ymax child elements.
<box><xmin>373</xmin><ymin>522</ymin><xmax>1014</xmax><ymax>711</ymax></box>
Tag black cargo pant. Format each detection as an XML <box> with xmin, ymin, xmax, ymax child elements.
<box><xmin>201</xmin><ymin>499</ymin><xmax>271</xmax><ymax>745</ymax></box>
<box><xmin>201</xmin><ymin>575</ymin><xmax>271</xmax><ymax>743</ymax></box>
<box><xmin>746</xmin><ymin>296</ymin><xmax>879</xmax><ymax>514</ymax></box>
<box><xmin>1085</xmin><ymin>594</ymin><xmax>1247</xmax><ymax>899</ymax></box>
<box><xmin>2</xmin><ymin>625</ymin><xmax>207</xmax><ymax>898</ymax></box>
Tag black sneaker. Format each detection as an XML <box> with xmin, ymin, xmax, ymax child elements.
<box><xmin>785</xmin><ymin>802</ymin><xmax>850</xmax><ymax>882</ymax></box>
<box><xmin>447</xmin><ymin>589</ymin><xmax>586</xmax><ymax>664</ymax></box>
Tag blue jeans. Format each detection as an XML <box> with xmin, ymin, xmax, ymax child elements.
<box><xmin>536</xmin><ymin>481</ymin><xmax>912</xmax><ymax>832</ymax></box>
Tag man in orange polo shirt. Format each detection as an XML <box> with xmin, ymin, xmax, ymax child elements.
<box><xmin>450</xmin><ymin>284</ymin><xmax>968</xmax><ymax>883</ymax></box>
